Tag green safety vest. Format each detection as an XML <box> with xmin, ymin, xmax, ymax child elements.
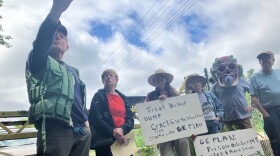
<box><xmin>26</xmin><ymin>56</ymin><xmax>86</xmax><ymax>125</ymax></box>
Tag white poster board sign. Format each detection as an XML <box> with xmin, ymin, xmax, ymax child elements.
<box><xmin>194</xmin><ymin>128</ymin><xmax>265</xmax><ymax>156</ymax></box>
<box><xmin>136</xmin><ymin>94</ymin><xmax>207</xmax><ymax>145</ymax></box>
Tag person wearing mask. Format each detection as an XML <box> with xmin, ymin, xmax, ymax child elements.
<box><xmin>210</xmin><ymin>56</ymin><xmax>252</xmax><ymax>131</ymax></box>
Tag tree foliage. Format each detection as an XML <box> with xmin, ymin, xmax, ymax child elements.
<box><xmin>245</xmin><ymin>68</ymin><xmax>255</xmax><ymax>82</ymax></box>
<box><xmin>0</xmin><ymin>0</ymin><xmax>13</xmax><ymax>48</ymax></box>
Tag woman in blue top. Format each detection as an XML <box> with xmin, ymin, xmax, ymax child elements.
<box><xmin>186</xmin><ymin>74</ymin><xmax>224</xmax><ymax>134</ymax></box>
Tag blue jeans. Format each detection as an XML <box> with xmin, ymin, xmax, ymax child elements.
<box><xmin>206</xmin><ymin>120</ymin><xmax>220</xmax><ymax>134</ymax></box>
<box><xmin>199</xmin><ymin>120</ymin><xmax>220</xmax><ymax>136</ymax></box>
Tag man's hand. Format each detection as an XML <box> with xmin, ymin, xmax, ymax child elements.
<box><xmin>52</xmin><ymin>0</ymin><xmax>73</xmax><ymax>14</ymax></box>
<box><xmin>246</xmin><ymin>106</ymin><xmax>254</xmax><ymax>113</ymax></box>
<box><xmin>49</xmin><ymin>0</ymin><xmax>74</xmax><ymax>23</ymax></box>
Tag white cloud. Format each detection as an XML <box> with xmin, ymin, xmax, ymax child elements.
<box><xmin>1</xmin><ymin>0</ymin><xmax>280</xmax><ymax>110</ymax></box>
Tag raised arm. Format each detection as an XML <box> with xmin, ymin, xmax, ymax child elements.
<box><xmin>27</xmin><ymin>0</ymin><xmax>73</xmax><ymax>74</ymax></box>
<box><xmin>48</xmin><ymin>0</ymin><xmax>73</xmax><ymax>23</ymax></box>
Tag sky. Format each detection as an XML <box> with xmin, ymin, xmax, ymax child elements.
<box><xmin>0</xmin><ymin>0</ymin><xmax>280</xmax><ymax>111</ymax></box>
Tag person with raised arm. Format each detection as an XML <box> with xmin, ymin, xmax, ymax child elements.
<box><xmin>25</xmin><ymin>0</ymin><xmax>91</xmax><ymax>155</ymax></box>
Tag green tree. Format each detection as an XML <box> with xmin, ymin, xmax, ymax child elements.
<box><xmin>0</xmin><ymin>0</ymin><xmax>13</xmax><ymax>48</ymax></box>
<box><xmin>245</xmin><ymin>68</ymin><xmax>255</xmax><ymax>82</ymax></box>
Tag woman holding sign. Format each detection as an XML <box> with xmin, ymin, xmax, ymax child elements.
<box><xmin>186</xmin><ymin>74</ymin><xmax>224</xmax><ymax>134</ymax></box>
<box><xmin>89</xmin><ymin>69</ymin><xmax>134</xmax><ymax>156</ymax></box>
<box><xmin>145</xmin><ymin>69</ymin><xmax>191</xmax><ymax>156</ymax></box>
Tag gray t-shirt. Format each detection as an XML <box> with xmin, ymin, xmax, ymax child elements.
<box><xmin>211</xmin><ymin>78</ymin><xmax>249</xmax><ymax>99</ymax></box>
<box><xmin>250</xmin><ymin>69</ymin><xmax>280</xmax><ymax>108</ymax></box>
<box><xmin>211</xmin><ymin>81</ymin><xmax>251</xmax><ymax>121</ymax></box>
<box><xmin>198</xmin><ymin>92</ymin><xmax>216</xmax><ymax>120</ymax></box>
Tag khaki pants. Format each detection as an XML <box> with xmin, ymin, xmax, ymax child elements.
<box><xmin>157</xmin><ymin>137</ymin><xmax>190</xmax><ymax>156</ymax></box>
<box><xmin>224</xmin><ymin>117</ymin><xmax>252</xmax><ymax>131</ymax></box>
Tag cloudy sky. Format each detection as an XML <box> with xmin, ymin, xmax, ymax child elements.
<box><xmin>0</xmin><ymin>0</ymin><xmax>279</xmax><ymax>111</ymax></box>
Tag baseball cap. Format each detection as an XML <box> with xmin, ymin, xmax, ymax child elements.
<box><xmin>57</xmin><ymin>24</ymin><xmax>67</xmax><ymax>37</ymax></box>
<box><xmin>257</xmin><ymin>50</ymin><xmax>274</xmax><ymax>59</ymax></box>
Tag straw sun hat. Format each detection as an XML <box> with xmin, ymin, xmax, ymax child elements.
<box><xmin>185</xmin><ymin>74</ymin><xmax>207</xmax><ymax>89</ymax></box>
<box><xmin>148</xmin><ymin>69</ymin><xmax>174</xmax><ymax>87</ymax></box>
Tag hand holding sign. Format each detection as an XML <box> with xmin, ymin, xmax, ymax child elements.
<box><xmin>111</xmin><ymin>131</ymin><xmax>138</xmax><ymax>156</ymax></box>
<box><xmin>159</xmin><ymin>94</ymin><xmax>167</xmax><ymax>100</ymax></box>
<box><xmin>136</xmin><ymin>94</ymin><xmax>208</xmax><ymax>145</ymax></box>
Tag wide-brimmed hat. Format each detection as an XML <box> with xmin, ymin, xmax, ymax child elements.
<box><xmin>186</xmin><ymin>74</ymin><xmax>207</xmax><ymax>89</ymax></box>
<box><xmin>257</xmin><ymin>50</ymin><xmax>274</xmax><ymax>59</ymax></box>
<box><xmin>148</xmin><ymin>69</ymin><xmax>174</xmax><ymax>87</ymax></box>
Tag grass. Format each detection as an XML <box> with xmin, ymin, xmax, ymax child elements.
<box><xmin>134</xmin><ymin>128</ymin><xmax>157</xmax><ymax>156</ymax></box>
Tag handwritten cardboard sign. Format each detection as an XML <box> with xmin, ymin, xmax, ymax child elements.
<box><xmin>111</xmin><ymin>131</ymin><xmax>138</xmax><ymax>156</ymax></box>
<box><xmin>136</xmin><ymin>94</ymin><xmax>207</xmax><ymax>145</ymax></box>
<box><xmin>194</xmin><ymin>128</ymin><xmax>265</xmax><ymax>156</ymax></box>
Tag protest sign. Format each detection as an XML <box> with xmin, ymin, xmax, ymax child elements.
<box><xmin>136</xmin><ymin>94</ymin><xmax>207</xmax><ymax>145</ymax></box>
<box><xmin>194</xmin><ymin>128</ymin><xmax>265</xmax><ymax>156</ymax></box>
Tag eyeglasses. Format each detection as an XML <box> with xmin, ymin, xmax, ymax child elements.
<box><xmin>217</xmin><ymin>63</ymin><xmax>237</xmax><ymax>72</ymax></box>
